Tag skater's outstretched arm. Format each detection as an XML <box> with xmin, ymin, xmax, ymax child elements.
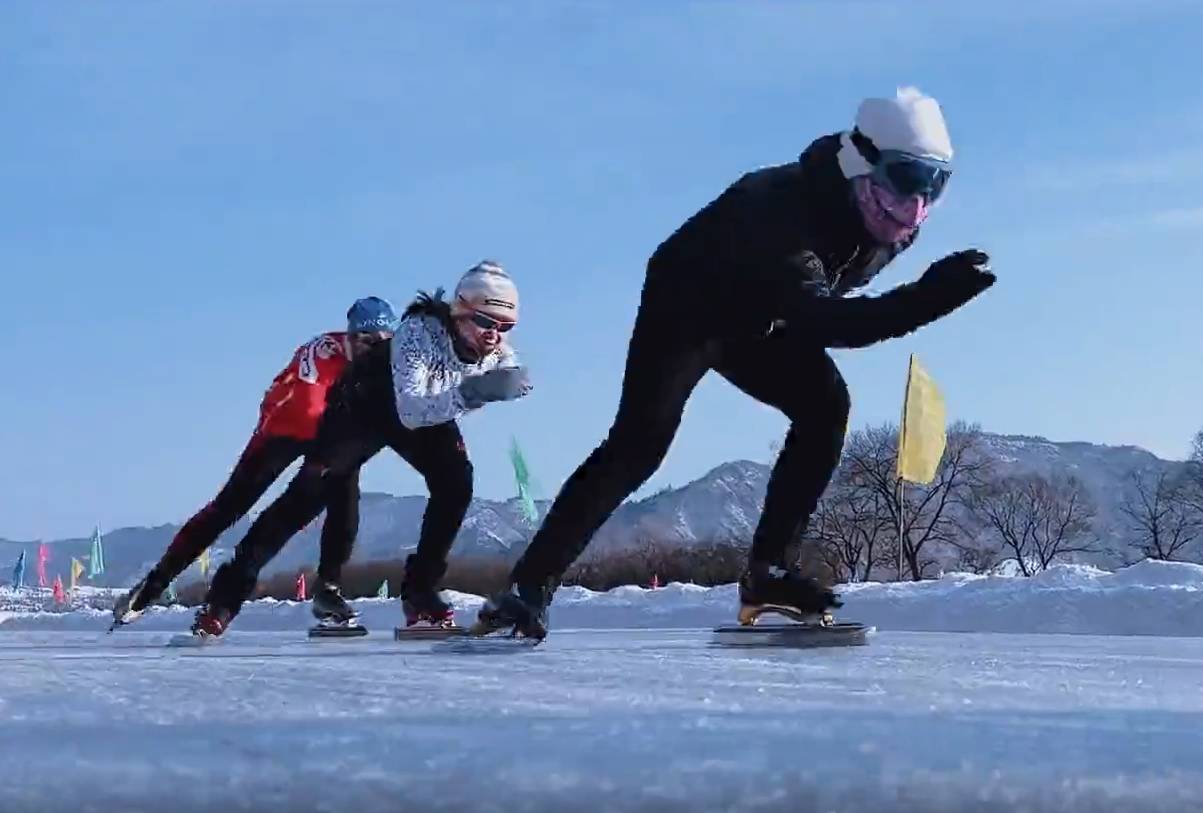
<box><xmin>774</xmin><ymin>250</ymin><xmax>996</xmax><ymax>348</ymax></box>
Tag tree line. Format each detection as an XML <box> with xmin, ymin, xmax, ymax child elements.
<box><xmin>806</xmin><ymin>423</ymin><xmax>1203</xmax><ymax>582</ymax></box>
<box><xmin>172</xmin><ymin>426</ymin><xmax>1203</xmax><ymax>605</ymax></box>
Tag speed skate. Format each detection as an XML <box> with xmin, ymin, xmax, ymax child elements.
<box><xmin>308</xmin><ymin>620</ymin><xmax>369</xmax><ymax>639</ymax></box>
<box><xmin>433</xmin><ymin>631</ymin><xmax>542</xmax><ymax>654</ymax></box>
<box><xmin>712</xmin><ymin>605</ymin><xmax>870</xmax><ymax>649</ymax></box>
<box><xmin>421</xmin><ymin>614</ymin><xmax>547</xmax><ymax>653</ymax></box>
<box><xmin>166</xmin><ymin>632</ymin><xmax>222</xmax><ymax>648</ymax></box>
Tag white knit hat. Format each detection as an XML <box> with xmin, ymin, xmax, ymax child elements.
<box><xmin>454</xmin><ymin>260</ymin><xmax>519</xmax><ymax>321</ymax></box>
<box><xmin>837</xmin><ymin>87</ymin><xmax>953</xmax><ymax>180</ymax></box>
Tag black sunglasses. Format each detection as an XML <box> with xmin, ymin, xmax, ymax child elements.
<box><xmin>468</xmin><ymin>311</ymin><xmax>515</xmax><ymax>333</ymax></box>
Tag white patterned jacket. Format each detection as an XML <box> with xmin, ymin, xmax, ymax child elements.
<box><xmin>389</xmin><ymin>313</ymin><xmax>519</xmax><ymax>430</ymax></box>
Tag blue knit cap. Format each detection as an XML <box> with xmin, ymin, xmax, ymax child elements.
<box><xmin>346</xmin><ymin>296</ymin><xmax>399</xmax><ymax>333</ymax></box>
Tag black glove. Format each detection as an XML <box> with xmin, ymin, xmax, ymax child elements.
<box><xmin>459</xmin><ymin>366</ymin><xmax>532</xmax><ymax>409</ymax></box>
<box><xmin>916</xmin><ymin>249</ymin><xmax>995</xmax><ymax>307</ymax></box>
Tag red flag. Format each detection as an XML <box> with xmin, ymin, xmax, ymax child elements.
<box><xmin>51</xmin><ymin>574</ymin><xmax>65</xmax><ymax>605</ymax></box>
<box><xmin>295</xmin><ymin>571</ymin><xmax>307</xmax><ymax>601</ymax></box>
<box><xmin>37</xmin><ymin>543</ymin><xmax>49</xmax><ymax>588</ymax></box>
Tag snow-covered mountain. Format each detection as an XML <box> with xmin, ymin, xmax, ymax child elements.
<box><xmin>0</xmin><ymin>433</ymin><xmax>1184</xmax><ymax>588</ymax></box>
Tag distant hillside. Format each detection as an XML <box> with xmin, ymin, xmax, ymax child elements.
<box><xmin>0</xmin><ymin>433</ymin><xmax>1183</xmax><ymax>587</ymax></box>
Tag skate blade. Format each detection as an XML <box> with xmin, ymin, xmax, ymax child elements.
<box><xmin>308</xmin><ymin>624</ymin><xmax>368</xmax><ymax>638</ymax></box>
<box><xmin>393</xmin><ymin>624</ymin><xmax>465</xmax><ymax>641</ymax></box>
<box><xmin>468</xmin><ymin>617</ymin><xmax>503</xmax><ymax>637</ymax></box>
<box><xmin>432</xmin><ymin>635</ymin><xmax>542</xmax><ymax>654</ymax></box>
<box><xmin>712</xmin><ymin>621</ymin><xmax>870</xmax><ymax>649</ymax></box>
<box><xmin>167</xmin><ymin>633</ymin><xmax>221</xmax><ymax>648</ymax></box>
<box><xmin>737</xmin><ymin>604</ymin><xmax>834</xmax><ymax>626</ymax></box>
<box><xmin>109</xmin><ymin>609</ymin><xmax>144</xmax><ymax>632</ymax></box>
<box><xmin>468</xmin><ymin>609</ymin><xmax>547</xmax><ymax>642</ymax></box>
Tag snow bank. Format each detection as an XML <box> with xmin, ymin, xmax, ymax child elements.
<box><xmin>838</xmin><ymin>560</ymin><xmax>1203</xmax><ymax>636</ymax></box>
<box><xmin>4</xmin><ymin>560</ymin><xmax>1203</xmax><ymax>637</ymax></box>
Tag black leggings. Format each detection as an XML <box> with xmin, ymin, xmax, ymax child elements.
<box><xmin>205</xmin><ymin>342</ymin><xmax>472</xmax><ymax>617</ymax></box>
<box><xmin>511</xmin><ymin>268</ymin><xmax>850</xmax><ymax>587</ymax></box>
<box><xmin>153</xmin><ymin>434</ymin><xmax>358</xmax><ymax>585</ymax></box>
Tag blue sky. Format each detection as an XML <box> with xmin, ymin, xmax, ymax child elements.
<box><xmin>3</xmin><ymin>2</ymin><xmax>1201</xmax><ymax>540</ymax></box>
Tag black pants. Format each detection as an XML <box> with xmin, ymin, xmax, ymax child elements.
<box><xmin>511</xmin><ymin>266</ymin><xmax>850</xmax><ymax>588</ymax></box>
<box><xmin>205</xmin><ymin>342</ymin><xmax>473</xmax><ymax>617</ymax></box>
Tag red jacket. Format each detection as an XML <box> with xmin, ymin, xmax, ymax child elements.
<box><xmin>255</xmin><ymin>332</ymin><xmax>351</xmax><ymax>441</ymax></box>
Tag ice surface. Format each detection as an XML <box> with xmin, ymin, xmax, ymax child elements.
<box><xmin>1</xmin><ymin>629</ymin><xmax>1202</xmax><ymax>813</ymax></box>
<box><xmin>5</xmin><ymin>561</ymin><xmax>1203</xmax><ymax>810</ymax></box>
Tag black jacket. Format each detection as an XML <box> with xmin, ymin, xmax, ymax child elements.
<box><xmin>647</xmin><ymin>133</ymin><xmax>965</xmax><ymax>348</ymax></box>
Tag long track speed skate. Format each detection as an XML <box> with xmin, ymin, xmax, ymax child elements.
<box><xmin>712</xmin><ymin>565</ymin><xmax>869</xmax><ymax>648</ymax></box>
<box><xmin>393</xmin><ymin>590</ymin><xmax>464</xmax><ymax>640</ymax></box>
<box><xmin>308</xmin><ymin>582</ymin><xmax>368</xmax><ymax>638</ymax></box>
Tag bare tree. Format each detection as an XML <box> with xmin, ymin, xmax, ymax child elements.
<box><xmin>811</xmin><ymin>474</ymin><xmax>893</xmax><ymax>582</ymax></box>
<box><xmin>838</xmin><ymin>421</ymin><xmax>992</xmax><ymax>581</ymax></box>
<box><xmin>1118</xmin><ymin>468</ymin><xmax>1203</xmax><ymax>562</ymax></box>
<box><xmin>950</xmin><ymin>539</ymin><xmax>1002</xmax><ymax>575</ymax></box>
<box><xmin>969</xmin><ymin>473</ymin><xmax>1098</xmax><ymax>576</ymax></box>
<box><xmin>1185</xmin><ymin>430</ymin><xmax>1203</xmax><ymax>513</ymax></box>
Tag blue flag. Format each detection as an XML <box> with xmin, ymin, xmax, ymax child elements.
<box><xmin>11</xmin><ymin>550</ymin><xmax>25</xmax><ymax>589</ymax></box>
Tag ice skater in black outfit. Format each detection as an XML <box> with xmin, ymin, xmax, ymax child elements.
<box><xmin>477</xmin><ymin>88</ymin><xmax>996</xmax><ymax>641</ymax></box>
<box><xmin>111</xmin><ymin>297</ymin><xmax>399</xmax><ymax>629</ymax></box>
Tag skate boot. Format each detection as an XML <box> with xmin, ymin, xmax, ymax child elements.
<box><xmin>395</xmin><ymin>554</ymin><xmax>455</xmax><ymax>636</ymax></box>
<box><xmin>310</xmin><ymin>581</ymin><xmax>361</xmax><ymax>630</ymax></box>
<box><xmin>471</xmin><ymin>579</ymin><xmax>551</xmax><ymax>641</ymax></box>
<box><xmin>190</xmin><ymin>604</ymin><xmax>232</xmax><ymax>640</ymax></box>
<box><xmin>400</xmin><ymin>584</ymin><xmax>455</xmax><ymax>629</ymax></box>
<box><xmin>737</xmin><ymin>562</ymin><xmax>841</xmax><ymax>626</ymax></box>
<box><xmin>110</xmin><ymin>569</ymin><xmax>170</xmax><ymax>631</ymax></box>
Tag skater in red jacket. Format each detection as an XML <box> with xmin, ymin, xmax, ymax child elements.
<box><xmin>111</xmin><ymin>297</ymin><xmax>400</xmax><ymax>628</ymax></box>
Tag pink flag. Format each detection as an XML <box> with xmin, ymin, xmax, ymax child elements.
<box><xmin>37</xmin><ymin>543</ymin><xmax>49</xmax><ymax>588</ymax></box>
<box><xmin>51</xmin><ymin>574</ymin><xmax>65</xmax><ymax>605</ymax></box>
<box><xmin>295</xmin><ymin>571</ymin><xmax>307</xmax><ymax>601</ymax></box>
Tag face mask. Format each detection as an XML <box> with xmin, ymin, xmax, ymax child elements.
<box><xmin>852</xmin><ymin>176</ymin><xmax>932</xmax><ymax>245</ymax></box>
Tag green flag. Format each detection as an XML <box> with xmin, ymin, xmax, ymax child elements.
<box><xmin>509</xmin><ymin>437</ymin><xmax>539</xmax><ymax>524</ymax></box>
<box><xmin>163</xmin><ymin>580</ymin><xmax>177</xmax><ymax>603</ymax></box>
<box><xmin>88</xmin><ymin>525</ymin><xmax>105</xmax><ymax>577</ymax></box>
<box><xmin>376</xmin><ymin>579</ymin><xmax>389</xmax><ymax>599</ymax></box>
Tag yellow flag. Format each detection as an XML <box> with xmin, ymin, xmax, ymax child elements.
<box><xmin>896</xmin><ymin>354</ymin><xmax>947</xmax><ymax>484</ymax></box>
<box><xmin>199</xmin><ymin>548</ymin><xmax>210</xmax><ymax>578</ymax></box>
<box><xmin>70</xmin><ymin>557</ymin><xmax>85</xmax><ymax>591</ymax></box>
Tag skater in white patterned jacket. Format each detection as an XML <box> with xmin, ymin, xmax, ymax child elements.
<box><xmin>195</xmin><ymin>262</ymin><xmax>531</xmax><ymax>640</ymax></box>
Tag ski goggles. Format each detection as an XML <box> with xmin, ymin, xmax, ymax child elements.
<box><xmin>869</xmin><ymin>149</ymin><xmax>951</xmax><ymax>202</ymax></box>
<box><xmin>468</xmin><ymin>310</ymin><xmax>516</xmax><ymax>333</ymax></box>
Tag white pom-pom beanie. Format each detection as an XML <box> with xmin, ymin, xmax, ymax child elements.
<box><xmin>453</xmin><ymin>260</ymin><xmax>519</xmax><ymax>321</ymax></box>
